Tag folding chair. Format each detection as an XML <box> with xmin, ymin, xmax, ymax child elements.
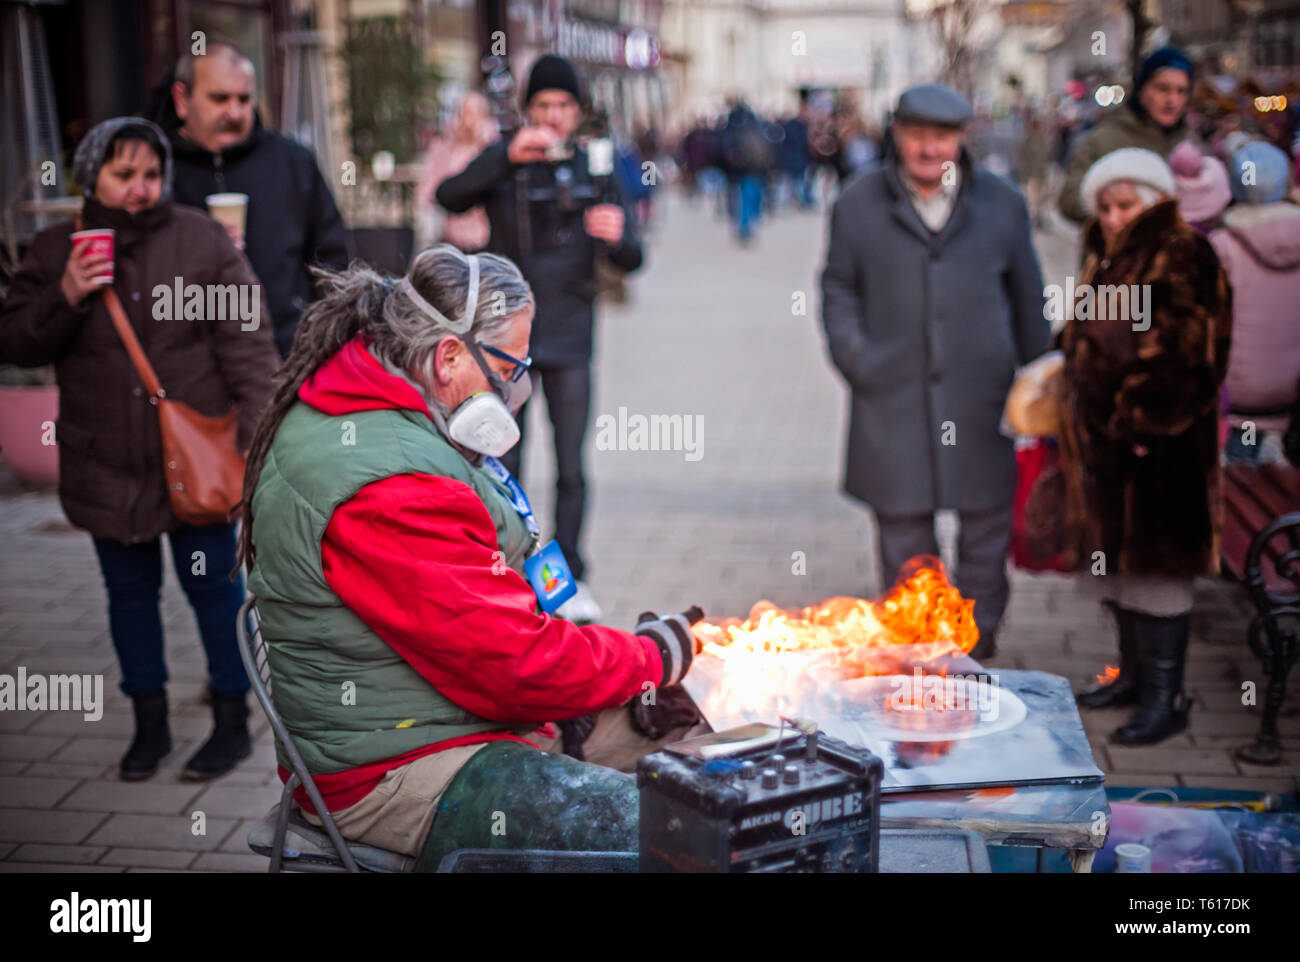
<box><xmin>235</xmin><ymin>595</ymin><xmax>413</xmax><ymax>873</ymax></box>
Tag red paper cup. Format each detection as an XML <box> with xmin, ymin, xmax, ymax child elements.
<box><xmin>70</xmin><ymin>229</ymin><xmax>115</xmax><ymax>285</ymax></box>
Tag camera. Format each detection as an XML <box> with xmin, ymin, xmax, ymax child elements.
<box><xmin>545</xmin><ymin>141</ymin><xmax>574</xmax><ymax>163</ymax></box>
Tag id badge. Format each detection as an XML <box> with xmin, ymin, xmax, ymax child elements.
<box><xmin>524</xmin><ymin>540</ymin><xmax>578</xmax><ymax>614</ymax></box>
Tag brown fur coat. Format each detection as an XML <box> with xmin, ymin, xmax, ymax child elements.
<box><xmin>1058</xmin><ymin>198</ymin><xmax>1233</xmax><ymax>577</ymax></box>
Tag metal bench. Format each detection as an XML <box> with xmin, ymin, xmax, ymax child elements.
<box><xmin>1220</xmin><ymin>463</ymin><xmax>1300</xmax><ymax>765</ymax></box>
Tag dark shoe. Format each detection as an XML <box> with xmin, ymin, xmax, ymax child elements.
<box><xmin>120</xmin><ymin>690</ymin><xmax>172</xmax><ymax>781</ymax></box>
<box><xmin>1077</xmin><ymin>604</ymin><xmax>1142</xmax><ymax>709</ymax></box>
<box><xmin>969</xmin><ymin>630</ymin><xmax>998</xmax><ymax>662</ymax></box>
<box><xmin>182</xmin><ymin>690</ymin><xmax>252</xmax><ymax>781</ymax></box>
<box><xmin>1111</xmin><ymin>612</ymin><xmax>1192</xmax><ymax>746</ymax></box>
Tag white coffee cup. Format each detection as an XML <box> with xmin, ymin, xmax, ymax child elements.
<box><xmin>205</xmin><ymin>192</ymin><xmax>249</xmax><ymax>236</ymax></box>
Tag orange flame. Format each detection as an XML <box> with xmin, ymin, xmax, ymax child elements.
<box><xmin>1096</xmin><ymin>664</ymin><xmax>1120</xmax><ymax>686</ymax></box>
<box><xmin>686</xmin><ymin>558</ymin><xmax>980</xmax><ymax>732</ymax></box>
<box><xmin>692</xmin><ymin>556</ymin><xmax>978</xmax><ymax>676</ymax></box>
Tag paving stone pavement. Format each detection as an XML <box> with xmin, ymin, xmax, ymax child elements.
<box><xmin>1</xmin><ymin>191</ymin><xmax>1296</xmax><ymax>872</ymax></box>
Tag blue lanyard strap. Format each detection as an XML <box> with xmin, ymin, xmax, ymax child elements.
<box><xmin>481</xmin><ymin>456</ymin><xmax>540</xmax><ymax>537</ymax></box>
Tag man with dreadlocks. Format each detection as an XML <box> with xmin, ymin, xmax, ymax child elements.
<box><xmin>238</xmin><ymin>245</ymin><xmax>704</xmax><ymax>868</ymax></box>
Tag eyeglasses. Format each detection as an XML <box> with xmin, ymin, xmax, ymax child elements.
<box><xmin>477</xmin><ymin>342</ymin><xmax>532</xmax><ymax>383</ymax></box>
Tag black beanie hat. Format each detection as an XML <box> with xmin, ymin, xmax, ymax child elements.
<box><xmin>524</xmin><ymin>54</ymin><xmax>582</xmax><ymax>107</ymax></box>
<box><xmin>1134</xmin><ymin>46</ymin><xmax>1194</xmax><ymax>95</ymax></box>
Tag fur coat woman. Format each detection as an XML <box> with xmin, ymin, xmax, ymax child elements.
<box><xmin>1058</xmin><ymin>197</ymin><xmax>1233</xmax><ymax>577</ymax></box>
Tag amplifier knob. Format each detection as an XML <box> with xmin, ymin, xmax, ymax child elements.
<box><xmin>760</xmin><ymin>768</ymin><xmax>779</xmax><ymax>789</ymax></box>
<box><xmin>740</xmin><ymin>761</ymin><xmax>758</xmax><ymax>780</ymax></box>
<box><xmin>783</xmin><ymin>764</ymin><xmax>800</xmax><ymax>785</ymax></box>
<box><xmin>769</xmin><ymin>754</ymin><xmax>786</xmax><ymax>770</ymax></box>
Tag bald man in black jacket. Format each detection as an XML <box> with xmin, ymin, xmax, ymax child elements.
<box><xmin>156</xmin><ymin>41</ymin><xmax>351</xmax><ymax>359</ymax></box>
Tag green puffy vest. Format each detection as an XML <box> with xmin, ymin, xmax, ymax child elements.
<box><xmin>246</xmin><ymin>401</ymin><xmax>539</xmax><ymax>775</ymax></box>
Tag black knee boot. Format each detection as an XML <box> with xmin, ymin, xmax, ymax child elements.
<box><xmin>1077</xmin><ymin>603</ymin><xmax>1142</xmax><ymax>709</ymax></box>
<box><xmin>1111</xmin><ymin>611</ymin><xmax>1192</xmax><ymax>745</ymax></box>
<box><xmin>121</xmin><ymin>690</ymin><xmax>172</xmax><ymax>781</ymax></box>
<box><xmin>182</xmin><ymin>690</ymin><xmax>252</xmax><ymax>780</ymax></box>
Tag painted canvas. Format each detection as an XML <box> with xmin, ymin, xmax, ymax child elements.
<box><xmin>683</xmin><ymin>659</ymin><xmax>1104</xmax><ymax>793</ymax></box>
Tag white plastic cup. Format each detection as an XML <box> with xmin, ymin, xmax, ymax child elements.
<box><xmin>1114</xmin><ymin>842</ymin><xmax>1152</xmax><ymax>873</ymax></box>
<box><xmin>586</xmin><ymin>137</ymin><xmax>614</xmax><ymax>177</ymax></box>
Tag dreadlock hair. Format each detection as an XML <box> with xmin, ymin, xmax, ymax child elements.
<box><xmin>235</xmin><ymin>244</ymin><xmax>533</xmax><ymax>573</ymax></box>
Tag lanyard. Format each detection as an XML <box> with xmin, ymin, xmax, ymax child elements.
<box><xmin>484</xmin><ymin>455</ymin><xmax>576</xmax><ymax>613</ymax></box>
<box><xmin>481</xmin><ymin>456</ymin><xmax>540</xmax><ymax>537</ymax></box>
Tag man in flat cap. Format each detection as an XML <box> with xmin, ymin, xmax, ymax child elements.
<box><xmin>820</xmin><ymin>82</ymin><xmax>1048</xmax><ymax>660</ymax></box>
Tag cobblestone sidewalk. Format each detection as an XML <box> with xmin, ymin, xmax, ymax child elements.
<box><xmin>1</xmin><ymin>193</ymin><xmax>1295</xmax><ymax>872</ymax></box>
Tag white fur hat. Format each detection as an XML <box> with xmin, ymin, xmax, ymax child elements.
<box><xmin>1079</xmin><ymin>147</ymin><xmax>1176</xmax><ymax>216</ymax></box>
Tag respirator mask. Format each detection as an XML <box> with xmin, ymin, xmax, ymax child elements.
<box><xmin>399</xmin><ymin>254</ymin><xmax>532</xmax><ymax>458</ymax></box>
<box><xmin>442</xmin><ymin>339</ymin><xmax>531</xmax><ymax>457</ymax></box>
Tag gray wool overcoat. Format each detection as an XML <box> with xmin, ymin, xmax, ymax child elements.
<box><xmin>819</xmin><ymin>149</ymin><xmax>1049</xmax><ymax>515</ymax></box>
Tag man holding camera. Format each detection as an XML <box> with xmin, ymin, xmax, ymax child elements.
<box><xmin>437</xmin><ymin>54</ymin><xmax>644</xmax><ymax>623</ymax></box>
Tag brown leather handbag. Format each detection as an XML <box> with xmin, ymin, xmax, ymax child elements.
<box><xmin>101</xmin><ymin>284</ymin><xmax>246</xmax><ymax>526</ymax></box>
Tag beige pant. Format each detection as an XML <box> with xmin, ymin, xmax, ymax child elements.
<box><xmin>303</xmin><ymin>704</ymin><xmax>708</xmax><ymax>856</ymax></box>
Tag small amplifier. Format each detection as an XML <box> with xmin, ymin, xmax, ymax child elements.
<box><xmin>637</xmin><ymin>724</ymin><xmax>883</xmax><ymax>873</ymax></box>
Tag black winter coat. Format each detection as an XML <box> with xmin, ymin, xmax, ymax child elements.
<box><xmin>162</xmin><ymin>114</ymin><xmax>351</xmax><ymax>358</ymax></box>
<box><xmin>436</xmin><ymin>140</ymin><xmax>643</xmax><ymax>366</ymax></box>
<box><xmin>820</xmin><ymin>149</ymin><xmax>1049</xmax><ymax>514</ymax></box>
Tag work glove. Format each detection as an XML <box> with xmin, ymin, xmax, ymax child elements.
<box><xmin>631</xmin><ymin>607</ymin><xmax>705</xmax><ymax>740</ymax></box>
<box><xmin>635</xmin><ymin>606</ymin><xmax>703</xmax><ymax>688</ymax></box>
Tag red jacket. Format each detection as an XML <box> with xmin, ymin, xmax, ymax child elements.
<box><xmin>281</xmin><ymin>335</ymin><xmax>663</xmax><ymax>812</ymax></box>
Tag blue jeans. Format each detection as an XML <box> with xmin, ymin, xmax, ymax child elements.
<box><xmin>733</xmin><ymin>174</ymin><xmax>763</xmax><ymax>240</ymax></box>
<box><xmin>797</xmin><ymin>167</ymin><xmax>817</xmax><ymax>209</ymax></box>
<box><xmin>92</xmin><ymin>522</ymin><xmax>249</xmax><ymax>698</ymax></box>
<box><xmin>1224</xmin><ymin>425</ymin><xmax>1262</xmax><ymax>464</ymax></box>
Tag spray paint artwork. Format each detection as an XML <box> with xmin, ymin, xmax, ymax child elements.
<box><xmin>683</xmin><ymin>659</ymin><xmax>1103</xmax><ymax>794</ymax></box>
<box><xmin>683</xmin><ymin>562</ymin><xmax>1104</xmax><ymax>792</ymax></box>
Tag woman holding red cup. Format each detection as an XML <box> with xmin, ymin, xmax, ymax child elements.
<box><xmin>0</xmin><ymin>117</ymin><xmax>280</xmax><ymax>781</ymax></box>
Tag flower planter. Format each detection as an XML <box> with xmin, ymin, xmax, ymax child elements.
<box><xmin>0</xmin><ymin>385</ymin><xmax>59</xmax><ymax>487</ymax></box>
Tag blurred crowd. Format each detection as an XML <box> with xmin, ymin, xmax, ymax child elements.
<box><xmin>639</xmin><ymin>62</ymin><xmax>1300</xmax><ymax>248</ymax></box>
<box><xmin>668</xmin><ymin>94</ymin><xmax>883</xmax><ymax>242</ymax></box>
<box><xmin>2</xmin><ymin>34</ymin><xmax>1300</xmax><ymax>860</ymax></box>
